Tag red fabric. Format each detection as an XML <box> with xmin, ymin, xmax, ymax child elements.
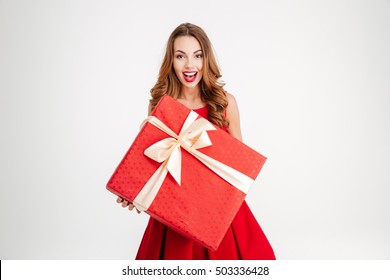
<box><xmin>108</xmin><ymin>96</ymin><xmax>267</xmax><ymax>250</ymax></box>
<box><xmin>135</xmin><ymin>106</ymin><xmax>276</xmax><ymax>260</ymax></box>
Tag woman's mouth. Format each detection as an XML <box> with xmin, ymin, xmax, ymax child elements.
<box><xmin>183</xmin><ymin>71</ymin><xmax>197</xmax><ymax>83</ymax></box>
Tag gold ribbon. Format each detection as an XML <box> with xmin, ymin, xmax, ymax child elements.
<box><xmin>132</xmin><ymin>111</ymin><xmax>254</xmax><ymax>211</ymax></box>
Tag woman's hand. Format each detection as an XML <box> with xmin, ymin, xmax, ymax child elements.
<box><xmin>116</xmin><ymin>196</ymin><xmax>141</xmax><ymax>214</ymax></box>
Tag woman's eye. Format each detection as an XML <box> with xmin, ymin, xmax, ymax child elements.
<box><xmin>196</xmin><ymin>54</ymin><xmax>203</xmax><ymax>59</ymax></box>
<box><xmin>176</xmin><ymin>55</ymin><xmax>184</xmax><ymax>59</ymax></box>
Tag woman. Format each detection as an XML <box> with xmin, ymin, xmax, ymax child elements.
<box><xmin>117</xmin><ymin>23</ymin><xmax>276</xmax><ymax>260</ymax></box>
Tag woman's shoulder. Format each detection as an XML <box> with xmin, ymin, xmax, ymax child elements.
<box><xmin>224</xmin><ymin>91</ymin><xmax>240</xmax><ymax>120</ymax></box>
<box><xmin>224</xmin><ymin>91</ymin><xmax>238</xmax><ymax>109</ymax></box>
<box><xmin>223</xmin><ymin>91</ymin><xmax>242</xmax><ymax>140</ymax></box>
<box><xmin>222</xmin><ymin>90</ymin><xmax>235</xmax><ymax>101</ymax></box>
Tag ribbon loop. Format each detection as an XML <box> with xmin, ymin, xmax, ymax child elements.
<box><xmin>144</xmin><ymin>138</ymin><xmax>179</xmax><ymax>163</ymax></box>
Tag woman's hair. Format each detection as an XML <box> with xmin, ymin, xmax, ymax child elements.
<box><xmin>149</xmin><ymin>23</ymin><xmax>229</xmax><ymax>128</ymax></box>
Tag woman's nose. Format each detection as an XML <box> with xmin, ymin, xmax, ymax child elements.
<box><xmin>185</xmin><ymin>58</ymin><xmax>193</xmax><ymax>68</ymax></box>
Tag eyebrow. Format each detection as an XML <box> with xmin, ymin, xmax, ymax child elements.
<box><xmin>175</xmin><ymin>49</ymin><xmax>203</xmax><ymax>54</ymax></box>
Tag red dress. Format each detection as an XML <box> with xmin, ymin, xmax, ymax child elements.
<box><xmin>135</xmin><ymin>106</ymin><xmax>276</xmax><ymax>260</ymax></box>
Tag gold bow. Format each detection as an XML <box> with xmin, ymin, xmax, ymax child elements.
<box><xmin>132</xmin><ymin>111</ymin><xmax>254</xmax><ymax>211</ymax></box>
<box><xmin>143</xmin><ymin>111</ymin><xmax>215</xmax><ymax>185</ymax></box>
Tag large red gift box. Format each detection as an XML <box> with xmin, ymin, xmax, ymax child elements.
<box><xmin>106</xmin><ymin>95</ymin><xmax>267</xmax><ymax>251</ymax></box>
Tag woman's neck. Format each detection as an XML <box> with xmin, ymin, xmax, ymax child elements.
<box><xmin>178</xmin><ymin>86</ymin><xmax>205</xmax><ymax>109</ymax></box>
<box><xmin>180</xmin><ymin>86</ymin><xmax>200</xmax><ymax>99</ymax></box>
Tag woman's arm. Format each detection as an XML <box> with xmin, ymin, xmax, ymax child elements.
<box><xmin>148</xmin><ymin>102</ymin><xmax>152</xmax><ymax>116</ymax></box>
<box><xmin>225</xmin><ymin>93</ymin><xmax>243</xmax><ymax>142</ymax></box>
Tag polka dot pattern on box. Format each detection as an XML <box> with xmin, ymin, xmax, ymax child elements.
<box><xmin>106</xmin><ymin>95</ymin><xmax>266</xmax><ymax>251</ymax></box>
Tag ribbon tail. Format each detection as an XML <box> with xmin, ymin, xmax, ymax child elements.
<box><xmin>132</xmin><ymin>161</ymin><xmax>169</xmax><ymax>211</ymax></box>
<box><xmin>183</xmin><ymin>147</ymin><xmax>254</xmax><ymax>194</ymax></box>
<box><xmin>167</xmin><ymin>145</ymin><xmax>182</xmax><ymax>185</ymax></box>
<box><xmin>144</xmin><ymin>137</ymin><xmax>178</xmax><ymax>162</ymax></box>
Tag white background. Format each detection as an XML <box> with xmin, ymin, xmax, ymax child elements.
<box><xmin>1</xmin><ymin>0</ymin><xmax>389</xmax><ymax>259</ymax></box>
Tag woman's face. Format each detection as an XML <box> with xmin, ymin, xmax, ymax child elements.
<box><xmin>173</xmin><ymin>36</ymin><xmax>203</xmax><ymax>90</ymax></box>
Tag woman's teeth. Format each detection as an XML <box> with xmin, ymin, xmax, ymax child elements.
<box><xmin>184</xmin><ymin>72</ymin><xmax>197</xmax><ymax>78</ymax></box>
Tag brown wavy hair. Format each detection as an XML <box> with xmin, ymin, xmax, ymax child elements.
<box><xmin>149</xmin><ymin>23</ymin><xmax>229</xmax><ymax>128</ymax></box>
